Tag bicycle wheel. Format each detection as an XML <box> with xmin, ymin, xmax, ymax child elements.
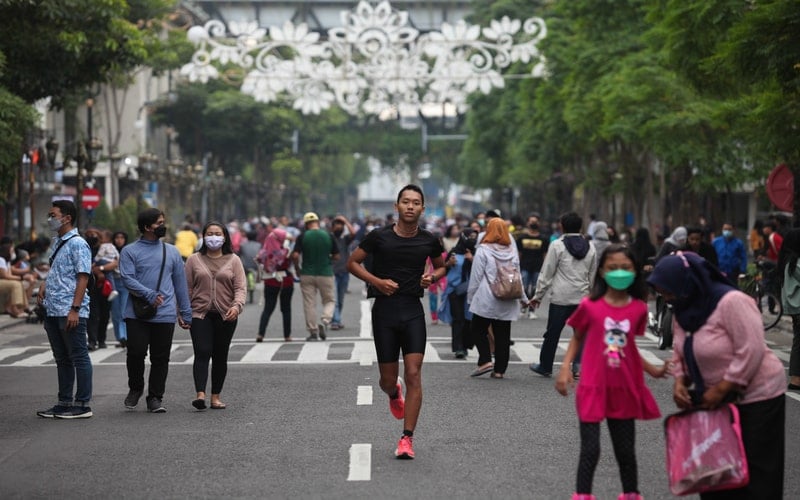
<box><xmin>755</xmin><ymin>291</ymin><xmax>782</xmax><ymax>330</ymax></box>
<box><xmin>657</xmin><ymin>307</ymin><xmax>673</xmax><ymax>350</ymax></box>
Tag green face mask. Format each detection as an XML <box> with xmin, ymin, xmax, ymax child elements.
<box><xmin>603</xmin><ymin>269</ymin><xmax>636</xmax><ymax>290</ymax></box>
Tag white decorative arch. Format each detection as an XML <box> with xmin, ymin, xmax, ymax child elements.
<box><xmin>181</xmin><ymin>0</ymin><xmax>547</xmax><ymax>115</ymax></box>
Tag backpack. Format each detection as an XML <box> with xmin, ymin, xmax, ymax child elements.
<box><xmin>489</xmin><ymin>258</ymin><xmax>523</xmax><ymax>300</ymax></box>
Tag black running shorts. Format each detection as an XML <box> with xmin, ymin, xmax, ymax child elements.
<box><xmin>371</xmin><ymin>295</ymin><xmax>427</xmax><ymax>363</ymax></box>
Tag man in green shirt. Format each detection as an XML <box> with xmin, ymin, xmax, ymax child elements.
<box><xmin>291</xmin><ymin>212</ymin><xmax>339</xmax><ymax>341</ymax></box>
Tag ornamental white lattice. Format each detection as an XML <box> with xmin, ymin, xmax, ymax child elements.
<box><xmin>181</xmin><ymin>0</ymin><xmax>547</xmax><ymax>115</ymax></box>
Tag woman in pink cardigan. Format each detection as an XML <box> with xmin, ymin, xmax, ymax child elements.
<box><xmin>185</xmin><ymin>221</ymin><xmax>247</xmax><ymax>410</ymax></box>
<box><xmin>648</xmin><ymin>252</ymin><xmax>785</xmax><ymax>500</ymax></box>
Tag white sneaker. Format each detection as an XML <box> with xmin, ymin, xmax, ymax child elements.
<box><xmin>528</xmin><ymin>312</ymin><xmax>537</xmax><ymax>320</ymax></box>
<box><xmin>108</xmin><ymin>290</ymin><xmax>119</xmax><ymax>302</ymax></box>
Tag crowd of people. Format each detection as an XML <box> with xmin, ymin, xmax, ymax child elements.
<box><xmin>9</xmin><ymin>191</ymin><xmax>791</xmax><ymax>497</ymax></box>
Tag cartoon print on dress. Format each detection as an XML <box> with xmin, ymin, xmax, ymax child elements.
<box><xmin>603</xmin><ymin>317</ymin><xmax>629</xmax><ymax>368</ymax></box>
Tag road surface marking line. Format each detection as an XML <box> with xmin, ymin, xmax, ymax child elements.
<box><xmin>0</xmin><ymin>347</ymin><xmax>30</xmax><ymax>362</ymax></box>
<box><xmin>511</xmin><ymin>343</ymin><xmax>540</xmax><ymax>364</ymax></box>
<box><xmin>347</xmin><ymin>443</ymin><xmax>372</xmax><ymax>481</ymax></box>
<box><xmin>357</xmin><ymin>385</ymin><xmax>373</xmax><ymax>405</ymax></box>
<box><xmin>89</xmin><ymin>349</ymin><xmax>121</xmax><ymax>363</ymax></box>
<box><xmin>639</xmin><ymin>348</ymin><xmax>664</xmax><ymax>366</ymax></box>
<box><xmin>360</xmin><ymin>299</ymin><xmax>372</xmax><ymax>338</ymax></box>
<box><xmin>297</xmin><ymin>342</ymin><xmax>329</xmax><ymax>362</ymax></box>
<box><xmin>423</xmin><ymin>342</ymin><xmax>441</xmax><ymax>362</ymax></box>
<box><xmin>773</xmin><ymin>350</ymin><xmax>790</xmax><ymax>362</ymax></box>
<box><xmin>14</xmin><ymin>351</ymin><xmax>54</xmax><ymax>366</ymax></box>
<box><xmin>240</xmin><ymin>343</ymin><xmax>282</xmax><ymax>363</ymax></box>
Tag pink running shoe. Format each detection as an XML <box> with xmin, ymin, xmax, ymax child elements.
<box><xmin>389</xmin><ymin>382</ymin><xmax>405</xmax><ymax>419</ymax></box>
<box><xmin>395</xmin><ymin>435</ymin><xmax>414</xmax><ymax>459</ymax></box>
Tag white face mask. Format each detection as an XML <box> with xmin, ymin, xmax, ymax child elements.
<box><xmin>47</xmin><ymin>216</ymin><xmax>65</xmax><ymax>232</ymax></box>
<box><xmin>204</xmin><ymin>235</ymin><xmax>225</xmax><ymax>250</ymax></box>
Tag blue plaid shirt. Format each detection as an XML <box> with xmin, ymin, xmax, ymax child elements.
<box><xmin>44</xmin><ymin>228</ymin><xmax>92</xmax><ymax>318</ymax></box>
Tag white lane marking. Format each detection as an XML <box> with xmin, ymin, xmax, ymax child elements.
<box><xmin>351</xmin><ymin>340</ymin><xmax>375</xmax><ymax>366</ymax></box>
<box><xmin>15</xmin><ymin>350</ymin><xmax>55</xmax><ymax>366</ymax></box>
<box><xmin>0</xmin><ymin>347</ymin><xmax>30</xmax><ymax>362</ymax></box>
<box><xmin>773</xmin><ymin>350</ymin><xmax>791</xmax><ymax>362</ymax></box>
<box><xmin>423</xmin><ymin>342</ymin><xmax>441</xmax><ymax>362</ymax></box>
<box><xmin>357</xmin><ymin>385</ymin><xmax>373</xmax><ymax>405</ymax></box>
<box><xmin>511</xmin><ymin>342</ymin><xmax>540</xmax><ymax>364</ymax></box>
<box><xmin>359</xmin><ymin>300</ymin><xmax>372</xmax><ymax>338</ymax></box>
<box><xmin>89</xmin><ymin>348</ymin><xmax>122</xmax><ymax>363</ymax></box>
<box><xmin>639</xmin><ymin>348</ymin><xmax>665</xmax><ymax>366</ymax></box>
<box><xmin>347</xmin><ymin>443</ymin><xmax>372</xmax><ymax>481</ymax></box>
<box><xmin>240</xmin><ymin>342</ymin><xmax>282</xmax><ymax>363</ymax></box>
<box><xmin>787</xmin><ymin>392</ymin><xmax>800</xmax><ymax>403</ymax></box>
<box><xmin>297</xmin><ymin>342</ymin><xmax>329</xmax><ymax>362</ymax></box>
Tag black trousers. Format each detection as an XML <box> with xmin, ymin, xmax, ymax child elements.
<box><xmin>125</xmin><ymin>319</ymin><xmax>175</xmax><ymax>399</ymax></box>
<box><xmin>259</xmin><ymin>285</ymin><xmax>293</xmax><ymax>339</ymax></box>
<box><xmin>472</xmin><ymin>314</ymin><xmax>511</xmax><ymax>374</ymax></box>
<box><xmin>701</xmin><ymin>395</ymin><xmax>785</xmax><ymax>500</ymax></box>
<box><xmin>448</xmin><ymin>292</ymin><xmax>469</xmax><ymax>352</ymax></box>
<box><xmin>190</xmin><ymin>311</ymin><xmax>237</xmax><ymax>394</ymax></box>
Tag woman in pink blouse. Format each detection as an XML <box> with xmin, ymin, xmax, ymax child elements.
<box><xmin>649</xmin><ymin>251</ymin><xmax>785</xmax><ymax>500</ymax></box>
<box><xmin>185</xmin><ymin>222</ymin><xmax>247</xmax><ymax>410</ymax></box>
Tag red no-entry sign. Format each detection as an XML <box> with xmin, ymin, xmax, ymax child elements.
<box><xmin>82</xmin><ymin>187</ymin><xmax>101</xmax><ymax>210</ymax></box>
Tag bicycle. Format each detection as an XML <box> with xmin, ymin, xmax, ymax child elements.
<box><xmin>740</xmin><ymin>260</ymin><xmax>782</xmax><ymax>331</ymax></box>
<box><xmin>648</xmin><ymin>293</ymin><xmax>673</xmax><ymax>350</ymax></box>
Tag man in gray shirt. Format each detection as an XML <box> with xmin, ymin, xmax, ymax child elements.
<box><xmin>330</xmin><ymin>216</ymin><xmax>356</xmax><ymax>330</ymax></box>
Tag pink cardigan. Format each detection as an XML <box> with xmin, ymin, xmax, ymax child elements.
<box><xmin>184</xmin><ymin>253</ymin><xmax>247</xmax><ymax>319</ymax></box>
<box><xmin>670</xmin><ymin>291</ymin><xmax>785</xmax><ymax>404</ymax></box>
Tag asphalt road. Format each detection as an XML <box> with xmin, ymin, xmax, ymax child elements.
<box><xmin>1</xmin><ymin>281</ymin><xmax>798</xmax><ymax>499</ymax></box>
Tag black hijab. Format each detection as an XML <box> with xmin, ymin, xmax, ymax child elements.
<box><xmin>647</xmin><ymin>251</ymin><xmax>736</xmax><ymax>333</ymax></box>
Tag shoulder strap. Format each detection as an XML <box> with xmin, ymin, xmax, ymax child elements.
<box><xmin>49</xmin><ymin>234</ymin><xmax>80</xmax><ymax>266</ymax></box>
<box><xmin>155</xmin><ymin>242</ymin><xmax>166</xmax><ymax>290</ymax></box>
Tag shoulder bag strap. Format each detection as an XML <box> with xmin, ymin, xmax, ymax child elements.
<box><xmin>48</xmin><ymin>234</ymin><xmax>79</xmax><ymax>266</ymax></box>
<box><xmin>154</xmin><ymin>242</ymin><xmax>166</xmax><ymax>291</ymax></box>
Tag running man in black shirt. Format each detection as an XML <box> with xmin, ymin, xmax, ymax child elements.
<box><xmin>347</xmin><ymin>185</ymin><xmax>445</xmax><ymax>459</ymax></box>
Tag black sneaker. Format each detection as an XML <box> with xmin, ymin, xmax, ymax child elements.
<box><xmin>54</xmin><ymin>406</ymin><xmax>93</xmax><ymax>419</ymax></box>
<box><xmin>147</xmin><ymin>397</ymin><xmax>166</xmax><ymax>413</ymax></box>
<box><xmin>529</xmin><ymin>363</ymin><xmax>552</xmax><ymax>377</ymax></box>
<box><xmin>318</xmin><ymin>323</ymin><xmax>327</xmax><ymax>340</ymax></box>
<box><xmin>124</xmin><ymin>390</ymin><xmax>143</xmax><ymax>409</ymax></box>
<box><xmin>36</xmin><ymin>404</ymin><xmax>71</xmax><ymax>418</ymax></box>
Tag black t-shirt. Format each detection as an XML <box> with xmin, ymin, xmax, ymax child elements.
<box><xmin>516</xmin><ymin>233</ymin><xmax>549</xmax><ymax>272</ymax></box>
<box><xmin>359</xmin><ymin>225</ymin><xmax>444</xmax><ymax>298</ymax></box>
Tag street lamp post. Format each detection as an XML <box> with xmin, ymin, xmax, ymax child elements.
<box><xmin>137</xmin><ymin>153</ymin><xmax>157</xmax><ymax>213</ymax></box>
<box><xmin>73</xmin><ymin>142</ymin><xmax>87</xmax><ymax>229</ymax></box>
<box><xmin>109</xmin><ymin>152</ymin><xmax>122</xmax><ymax>209</ymax></box>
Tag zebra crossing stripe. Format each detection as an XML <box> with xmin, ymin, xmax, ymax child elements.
<box><xmin>240</xmin><ymin>342</ymin><xmax>282</xmax><ymax>363</ymax></box>
<box><xmin>15</xmin><ymin>351</ymin><xmax>54</xmax><ymax>366</ymax></box>
<box><xmin>0</xmin><ymin>347</ymin><xmax>29</xmax><ymax>362</ymax></box>
<box><xmin>298</xmin><ymin>342</ymin><xmax>329</xmax><ymax>362</ymax></box>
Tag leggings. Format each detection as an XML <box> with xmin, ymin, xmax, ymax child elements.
<box><xmin>190</xmin><ymin>312</ymin><xmax>237</xmax><ymax>394</ymax></box>
<box><xmin>577</xmin><ymin>419</ymin><xmax>637</xmax><ymax>494</ymax></box>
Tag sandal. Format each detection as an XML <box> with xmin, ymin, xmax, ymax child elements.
<box><xmin>490</xmin><ymin>372</ymin><xmax>504</xmax><ymax>379</ymax></box>
<box><xmin>470</xmin><ymin>364</ymin><xmax>494</xmax><ymax>377</ymax></box>
<box><xmin>210</xmin><ymin>402</ymin><xmax>227</xmax><ymax>410</ymax></box>
<box><xmin>192</xmin><ymin>398</ymin><xmax>207</xmax><ymax>410</ymax></box>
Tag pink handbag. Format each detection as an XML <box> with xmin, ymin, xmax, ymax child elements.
<box><xmin>664</xmin><ymin>403</ymin><xmax>749</xmax><ymax>495</ymax></box>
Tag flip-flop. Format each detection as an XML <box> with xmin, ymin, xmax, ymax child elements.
<box><xmin>470</xmin><ymin>365</ymin><xmax>494</xmax><ymax>377</ymax></box>
<box><xmin>210</xmin><ymin>402</ymin><xmax>227</xmax><ymax>410</ymax></box>
<box><xmin>192</xmin><ymin>399</ymin><xmax>207</xmax><ymax>410</ymax></box>
<box><xmin>788</xmin><ymin>383</ymin><xmax>800</xmax><ymax>391</ymax></box>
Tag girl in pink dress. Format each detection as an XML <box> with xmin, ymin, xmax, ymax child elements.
<box><xmin>555</xmin><ymin>243</ymin><xmax>668</xmax><ymax>500</ymax></box>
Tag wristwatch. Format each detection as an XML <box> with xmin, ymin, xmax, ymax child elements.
<box><xmin>71</xmin><ymin>305</ymin><xmax>81</xmax><ymax>312</ymax></box>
